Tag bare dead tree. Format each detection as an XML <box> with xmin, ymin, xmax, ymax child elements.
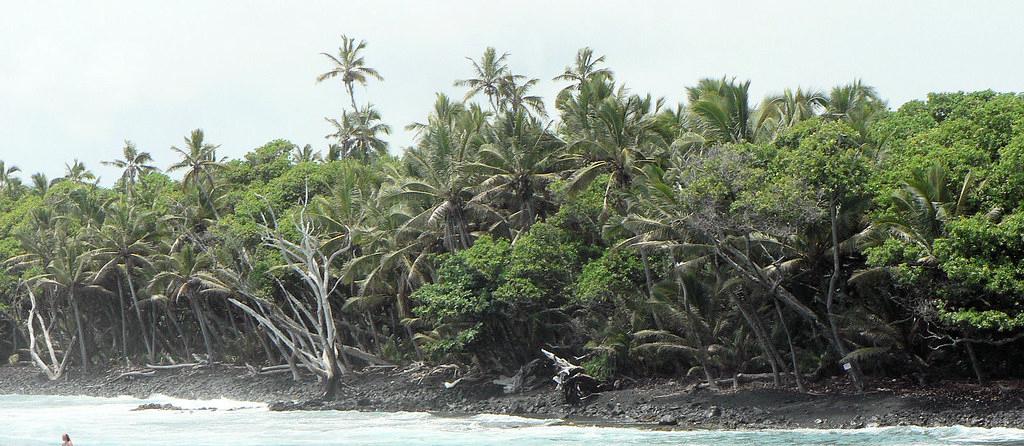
<box><xmin>23</xmin><ymin>285</ymin><xmax>76</xmax><ymax>380</ymax></box>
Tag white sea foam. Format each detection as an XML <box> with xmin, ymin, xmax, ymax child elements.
<box><xmin>3</xmin><ymin>394</ymin><xmax>1024</xmax><ymax>446</ymax></box>
<box><xmin>144</xmin><ymin>393</ymin><xmax>267</xmax><ymax>411</ymax></box>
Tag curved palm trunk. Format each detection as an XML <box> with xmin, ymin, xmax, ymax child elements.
<box><xmin>679</xmin><ymin>277</ymin><xmax>718</xmax><ymax>390</ymax></box>
<box><xmin>124</xmin><ymin>267</ymin><xmax>154</xmax><ymax>362</ymax></box>
<box><xmin>398</xmin><ymin>277</ymin><xmax>423</xmax><ymax>360</ymax></box>
<box><xmin>732</xmin><ymin>292</ymin><xmax>782</xmax><ymax>386</ymax></box>
<box><xmin>640</xmin><ymin>249</ymin><xmax>665</xmax><ymax>330</ymax></box>
<box><xmin>774</xmin><ymin>298</ymin><xmax>806</xmax><ymax>392</ymax></box>
<box><xmin>116</xmin><ymin>280</ymin><xmax>128</xmax><ymax>364</ymax></box>
<box><xmin>347</xmin><ymin>83</ymin><xmax>358</xmax><ymax>111</ymax></box>
<box><xmin>189</xmin><ymin>292</ymin><xmax>216</xmax><ymax>362</ymax></box>
<box><xmin>69</xmin><ymin>288</ymin><xmax>88</xmax><ymax>372</ymax></box>
<box><xmin>198</xmin><ymin>182</ymin><xmax>221</xmax><ymax>221</ymax></box>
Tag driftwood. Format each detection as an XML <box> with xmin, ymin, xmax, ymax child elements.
<box><xmin>492</xmin><ymin>358</ymin><xmax>549</xmax><ymax>394</ymax></box>
<box><xmin>144</xmin><ymin>362</ymin><xmax>202</xmax><ymax>370</ymax></box>
<box><xmin>112</xmin><ymin>370</ymin><xmax>156</xmax><ymax>381</ymax></box>
<box><xmin>260</xmin><ymin>363</ymin><xmax>310</xmax><ymax>372</ymax></box>
<box><xmin>341</xmin><ymin>345</ymin><xmax>391</xmax><ymax>366</ymax></box>
<box><xmin>541</xmin><ymin>349</ymin><xmax>600</xmax><ymax>404</ymax></box>
<box><xmin>257</xmin><ymin>363</ymin><xmax>312</xmax><ymax>375</ymax></box>
<box><xmin>695</xmin><ymin>372</ymin><xmax>814</xmax><ymax>390</ymax></box>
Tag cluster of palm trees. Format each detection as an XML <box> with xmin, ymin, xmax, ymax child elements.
<box><xmin>4</xmin><ymin>36</ymin><xmax>997</xmax><ymax>394</ymax></box>
<box><xmin>2</xmin><ymin>135</ymin><xmax>242</xmax><ymax>372</ymax></box>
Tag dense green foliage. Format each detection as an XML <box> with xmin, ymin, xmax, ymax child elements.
<box><xmin>2</xmin><ymin>40</ymin><xmax>1023</xmax><ymax>389</ymax></box>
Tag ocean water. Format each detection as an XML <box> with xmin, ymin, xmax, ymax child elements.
<box><xmin>1</xmin><ymin>394</ymin><xmax>1022</xmax><ymax>446</ymax></box>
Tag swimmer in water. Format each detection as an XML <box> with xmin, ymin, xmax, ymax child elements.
<box><xmin>61</xmin><ymin>433</ymin><xmax>73</xmax><ymax>446</ymax></box>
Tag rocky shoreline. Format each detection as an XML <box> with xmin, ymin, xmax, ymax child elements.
<box><xmin>2</xmin><ymin>363</ymin><xmax>1023</xmax><ymax>430</ymax></box>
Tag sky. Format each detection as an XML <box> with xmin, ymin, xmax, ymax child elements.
<box><xmin>1</xmin><ymin>0</ymin><xmax>1023</xmax><ymax>185</ymax></box>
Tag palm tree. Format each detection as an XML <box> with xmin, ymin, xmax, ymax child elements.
<box><xmin>291</xmin><ymin>144</ymin><xmax>321</xmax><ymax>164</ymax></box>
<box><xmin>455</xmin><ymin>47</ymin><xmax>511</xmax><ymax>113</ymax></box>
<box><xmin>324</xmin><ymin>105</ymin><xmax>392</xmax><ymax>162</ymax></box>
<box><xmin>325</xmin><ymin>144</ymin><xmax>343</xmax><ymax>162</ymax></box>
<box><xmin>469</xmin><ymin>111</ymin><xmax>565</xmax><ymax>231</ymax></box>
<box><xmin>553</xmin><ymin>47</ymin><xmax>614</xmax><ymax>93</ymax></box>
<box><xmin>392</xmin><ymin>95</ymin><xmax>492</xmax><ymax>252</ymax></box>
<box><xmin>870</xmin><ymin>162</ymin><xmax>974</xmax><ymax>262</ymax></box>
<box><xmin>317</xmin><ymin>34</ymin><xmax>384</xmax><ymax>110</ymax></box>
<box><xmin>62</xmin><ymin>159</ymin><xmax>96</xmax><ymax>184</ymax></box>
<box><xmin>759</xmin><ymin>88</ymin><xmax>828</xmax><ymax>138</ymax></box>
<box><xmin>825</xmin><ymin>80</ymin><xmax>884</xmax><ymax>138</ymax></box>
<box><xmin>686</xmin><ymin>77</ymin><xmax>773</xmax><ymax>144</ymax></box>
<box><xmin>102</xmin><ymin>140</ymin><xmax>157</xmax><ymax>196</ymax></box>
<box><xmin>0</xmin><ymin>161</ymin><xmax>20</xmax><ymax>196</ymax></box>
<box><xmin>30</xmin><ymin>173</ymin><xmax>50</xmax><ymax>197</ymax></box>
<box><xmin>498</xmin><ymin>75</ymin><xmax>547</xmax><ymax>118</ymax></box>
<box><xmin>150</xmin><ymin>244</ymin><xmax>217</xmax><ymax>362</ymax></box>
<box><xmin>91</xmin><ymin>200</ymin><xmax>159</xmax><ymax>362</ymax></box>
<box><xmin>168</xmin><ymin>129</ymin><xmax>224</xmax><ymax>219</ymax></box>
<box><xmin>556</xmin><ymin>74</ymin><xmax>617</xmax><ymax>142</ymax></box>
<box><xmin>563</xmin><ymin>94</ymin><xmax>663</xmax><ymax>217</ymax></box>
<box><xmin>27</xmin><ymin>227</ymin><xmax>106</xmax><ymax>372</ymax></box>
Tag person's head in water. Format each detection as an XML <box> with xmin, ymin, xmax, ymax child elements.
<box><xmin>62</xmin><ymin>434</ymin><xmax>70</xmax><ymax>441</ymax></box>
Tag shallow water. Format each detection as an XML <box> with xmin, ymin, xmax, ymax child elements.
<box><xmin>1</xmin><ymin>394</ymin><xmax>1023</xmax><ymax>446</ymax></box>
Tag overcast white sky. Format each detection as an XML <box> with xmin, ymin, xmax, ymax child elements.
<box><xmin>2</xmin><ymin>0</ymin><xmax>1022</xmax><ymax>184</ymax></box>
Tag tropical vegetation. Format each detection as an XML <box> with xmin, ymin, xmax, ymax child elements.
<box><xmin>2</xmin><ymin>38</ymin><xmax>1023</xmax><ymax>396</ymax></box>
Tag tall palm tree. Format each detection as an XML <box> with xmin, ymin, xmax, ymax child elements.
<box><xmin>317</xmin><ymin>34</ymin><xmax>384</xmax><ymax>110</ymax></box>
<box><xmin>553</xmin><ymin>47</ymin><xmax>614</xmax><ymax>93</ymax></box>
<box><xmin>324</xmin><ymin>105</ymin><xmax>392</xmax><ymax>162</ymax></box>
<box><xmin>91</xmin><ymin>200</ymin><xmax>159</xmax><ymax>362</ymax></box>
<box><xmin>103</xmin><ymin>140</ymin><xmax>158</xmax><ymax>197</ymax></box>
<box><xmin>455</xmin><ymin>47</ymin><xmax>511</xmax><ymax>113</ymax></box>
<box><xmin>168</xmin><ymin>129</ymin><xmax>224</xmax><ymax>219</ymax></box>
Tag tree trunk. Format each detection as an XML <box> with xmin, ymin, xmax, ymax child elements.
<box><xmin>397</xmin><ymin>277</ymin><xmax>423</xmax><ymax>360</ymax></box>
<box><xmin>774</xmin><ymin>298</ymin><xmax>806</xmax><ymax>392</ymax></box>
<box><xmin>828</xmin><ymin>203</ymin><xmax>864</xmax><ymax>391</ymax></box>
<box><xmin>189</xmin><ymin>293</ymin><xmax>216</xmax><ymax>362</ymax></box>
<box><xmin>675</xmin><ymin>264</ymin><xmax>717</xmax><ymax>390</ymax></box>
<box><xmin>732</xmin><ymin>291</ymin><xmax>782</xmax><ymax>386</ymax></box>
<box><xmin>125</xmin><ymin>261</ymin><xmax>154</xmax><ymax>361</ymax></box>
<box><xmin>69</xmin><ymin>289</ymin><xmax>88</xmax><ymax>372</ymax></box>
<box><xmin>116</xmin><ymin>279</ymin><xmax>128</xmax><ymax>365</ymax></box>
<box><xmin>347</xmin><ymin>83</ymin><xmax>358</xmax><ymax>112</ymax></box>
<box><xmin>965</xmin><ymin>341</ymin><xmax>985</xmax><ymax>385</ymax></box>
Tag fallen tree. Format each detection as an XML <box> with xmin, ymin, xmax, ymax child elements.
<box><xmin>542</xmin><ymin>349</ymin><xmax>600</xmax><ymax>404</ymax></box>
